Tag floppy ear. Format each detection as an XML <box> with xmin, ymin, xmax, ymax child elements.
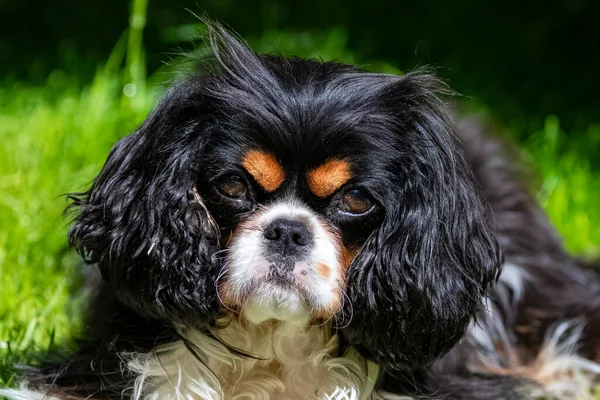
<box><xmin>341</xmin><ymin>73</ymin><xmax>502</xmax><ymax>371</ymax></box>
<box><xmin>67</xmin><ymin>82</ymin><xmax>222</xmax><ymax>329</ymax></box>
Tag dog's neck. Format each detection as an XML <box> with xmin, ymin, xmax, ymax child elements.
<box><xmin>126</xmin><ymin>317</ymin><xmax>379</xmax><ymax>400</ymax></box>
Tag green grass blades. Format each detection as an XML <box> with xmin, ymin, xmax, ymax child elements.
<box><xmin>524</xmin><ymin>116</ymin><xmax>600</xmax><ymax>257</ymax></box>
<box><xmin>0</xmin><ymin>71</ymin><xmax>156</xmax><ymax>385</ymax></box>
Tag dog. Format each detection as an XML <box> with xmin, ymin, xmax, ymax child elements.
<box><xmin>2</xmin><ymin>23</ymin><xmax>600</xmax><ymax>400</ymax></box>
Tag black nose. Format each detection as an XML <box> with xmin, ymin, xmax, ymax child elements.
<box><xmin>263</xmin><ymin>219</ymin><xmax>313</xmax><ymax>255</ymax></box>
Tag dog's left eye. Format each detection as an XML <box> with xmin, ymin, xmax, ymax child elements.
<box><xmin>340</xmin><ymin>188</ymin><xmax>374</xmax><ymax>214</ymax></box>
<box><xmin>216</xmin><ymin>174</ymin><xmax>248</xmax><ymax>199</ymax></box>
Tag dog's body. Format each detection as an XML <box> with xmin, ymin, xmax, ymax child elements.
<box><xmin>2</xmin><ymin>25</ymin><xmax>600</xmax><ymax>400</ymax></box>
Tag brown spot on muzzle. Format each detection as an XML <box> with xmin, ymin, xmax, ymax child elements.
<box><xmin>316</xmin><ymin>233</ymin><xmax>361</xmax><ymax>320</ymax></box>
<box><xmin>242</xmin><ymin>150</ymin><xmax>285</xmax><ymax>192</ymax></box>
<box><xmin>307</xmin><ymin>159</ymin><xmax>352</xmax><ymax>198</ymax></box>
<box><xmin>317</xmin><ymin>262</ymin><xmax>331</xmax><ymax>279</ymax></box>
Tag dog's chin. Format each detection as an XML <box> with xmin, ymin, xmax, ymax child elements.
<box><xmin>242</xmin><ymin>282</ymin><xmax>310</xmax><ymax>326</ymax></box>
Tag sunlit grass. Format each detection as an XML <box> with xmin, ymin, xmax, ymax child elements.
<box><xmin>525</xmin><ymin>116</ymin><xmax>600</xmax><ymax>257</ymax></box>
<box><xmin>0</xmin><ymin>72</ymin><xmax>156</xmax><ymax>386</ymax></box>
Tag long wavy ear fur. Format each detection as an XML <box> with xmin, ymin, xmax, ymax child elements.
<box><xmin>67</xmin><ymin>81</ymin><xmax>222</xmax><ymax>329</ymax></box>
<box><xmin>65</xmin><ymin>20</ymin><xmax>285</xmax><ymax>330</ymax></box>
<box><xmin>341</xmin><ymin>73</ymin><xmax>502</xmax><ymax>371</ymax></box>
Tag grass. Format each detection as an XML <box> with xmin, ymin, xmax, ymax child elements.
<box><xmin>0</xmin><ymin>11</ymin><xmax>599</xmax><ymax>398</ymax></box>
<box><xmin>0</xmin><ymin>71</ymin><xmax>157</xmax><ymax>387</ymax></box>
<box><xmin>524</xmin><ymin>116</ymin><xmax>600</xmax><ymax>256</ymax></box>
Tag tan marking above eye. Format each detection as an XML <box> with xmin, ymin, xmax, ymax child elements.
<box><xmin>241</xmin><ymin>150</ymin><xmax>285</xmax><ymax>192</ymax></box>
<box><xmin>307</xmin><ymin>159</ymin><xmax>352</xmax><ymax>198</ymax></box>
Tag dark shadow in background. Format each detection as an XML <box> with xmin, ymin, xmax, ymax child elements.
<box><xmin>1</xmin><ymin>0</ymin><xmax>599</xmax><ymax>135</ymax></box>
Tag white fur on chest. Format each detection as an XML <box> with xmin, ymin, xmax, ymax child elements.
<box><xmin>125</xmin><ymin>319</ymin><xmax>374</xmax><ymax>400</ymax></box>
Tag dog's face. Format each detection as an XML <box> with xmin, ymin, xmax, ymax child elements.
<box><xmin>201</xmin><ymin>100</ymin><xmax>388</xmax><ymax>326</ymax></box>
<box><xmin>69</xmin><ymin>27</ymin><xmax>501</xmax><ymax>371</ymax></box>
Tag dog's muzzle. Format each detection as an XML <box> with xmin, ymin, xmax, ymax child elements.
<box><xmin>221</xmin><ymin>200</ymin><xmax>344</xmax><ymax>323</ymax></box>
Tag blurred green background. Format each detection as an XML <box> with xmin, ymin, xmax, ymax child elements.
<box><xmin>0</xmin><ymin>0</ymin><xmax>599</xmax><ymax>391</ymax></box>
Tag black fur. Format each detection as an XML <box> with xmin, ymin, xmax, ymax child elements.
<box><xmin>341</xmin><ymin>73</ymin><xmax>501</xmax><ymax>371</ymax></box>
<box><xmin>10</xmin><ymin>22</ymin><xmax>600</xmax><ymax>400</ymax></box>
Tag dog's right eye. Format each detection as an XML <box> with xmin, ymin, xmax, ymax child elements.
<box><xmin>216</xmin><ymin>174</ymin><xmax>248</xmax><ymax>199</ymax></box>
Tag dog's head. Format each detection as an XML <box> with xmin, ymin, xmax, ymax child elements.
<box><xmin>68</xmin><ymin>25</ymin><xmax>501</xmax><ymax>371</ymax></box>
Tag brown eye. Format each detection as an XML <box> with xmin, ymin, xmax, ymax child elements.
<box><xmin>340</xmin><ymin>189</ymin><xmax>374</xmax><ymax>214</ymax></box>
<box><xmin>216</xmin><ymin>174</ymin><xmax>248</xmax><ymax>199</ymax></box>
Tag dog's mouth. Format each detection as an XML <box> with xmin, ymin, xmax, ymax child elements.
<box><xmin>218</xmin><ymin>258</ymin><xmax>337</xmax><ymax>325</ymax></box>
<box><xmin>242</xmin><ymin>282</ymin><xmax>310</xmax><ymax>325</ymax></box>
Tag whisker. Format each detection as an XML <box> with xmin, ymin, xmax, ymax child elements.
<box><xmin>309</xmin><ymin>316</ymin><xmax>333</xmax><ymax>328</ymax></box>
<box><xmin>212</xmin><ymin>248</ymin><xmax>231</xmax><ymax>258</ymax></box>
<box><xmin>215</xmin><ymin>263</ymin><xmax>230</xmax><ymax>283</ymax></box>
<box><xmin>334</xmin><ymin>288</ymin><xmax>353</xmax><ymax>329</ymax></box>
<box><xmin>215</xmin><ymin>263</ymin><xmax>242</xmax><ymax>315</ymax></box>
<box><xmin>216</xmin><ymin>290</ymin><xmax>241</xmax><ymax>315</ymax></box>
